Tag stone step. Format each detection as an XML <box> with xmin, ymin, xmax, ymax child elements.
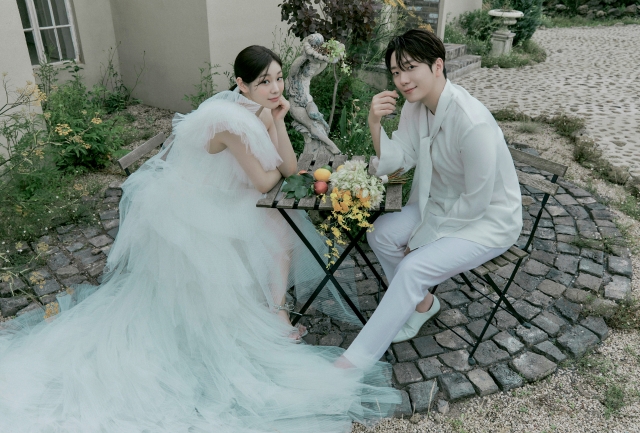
<box><xmin>446</xmin><ymin>54</ymin><xmax>482</xmax><ymax>81</ymax></box>
<box><xmin>445</xmin><ymin>43</ymin><xmax>467</xmax><ymax>61</ymax></box>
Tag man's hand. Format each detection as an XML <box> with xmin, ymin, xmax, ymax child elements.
<box><xmin>271</xmin><ymin>96</ymin><xmax>290</xmax><ymax>123</ymax></box>
<box><xmin>368</xmin><ymin>90</ymin><xmax>398</xmax><ymax>126</ymax></box>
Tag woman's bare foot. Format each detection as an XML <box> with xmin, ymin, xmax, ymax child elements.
<box><xmin>275</xmin><ymin>308</ymin><xmax>307</xmax><ymax>341</ymax></box>
<box><xmin>415</xmin><ymin>293</ymin><xmax>434</xmax><ymax>313</ymax></box>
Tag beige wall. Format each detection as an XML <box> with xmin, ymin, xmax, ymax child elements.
<box><xmin>0</xmin><ymin>0</ymin><xmax>41</xmax><ymax>159</ymax></box>
<box><xmin>109</xmin><ymin>0</ymin><xmax>211</xmax><ymax>113</ymax></box>
<box><xmin>206</xmin><ymin>0</ymin><xmax>289</xmax><ymax>94</ymax></box>
<box><xmin>66</xmin><ymin>0</ymin><xmax>120</xmax><ymax>88</ymax></box>
<box><xmin>437</xmin><ymin>0</ymin><xmax>483</xmax><ymax>39</ymax></box>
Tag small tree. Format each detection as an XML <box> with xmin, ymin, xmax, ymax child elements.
<box><xmin>492</xmin><ymin>0</ymin><xmax>543</xmax><ymax>45</ymax></box>
<box><xmin>279</xmin><ymin>0</ymin><xmax>377</xmax><ymax>48</ymax></box>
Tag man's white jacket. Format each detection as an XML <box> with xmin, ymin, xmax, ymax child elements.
<box><xmin>376</xmin><ymin>80</ymin><xmax>523</xmax><ymax>251</ymax></box>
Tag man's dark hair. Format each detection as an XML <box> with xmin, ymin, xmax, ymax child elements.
<box><xmin>385</xmin><ymin>29</ymin><xmax>447</xmax><ymax>79</ymax></box>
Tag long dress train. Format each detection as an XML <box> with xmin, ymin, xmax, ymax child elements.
<box><xmin>0</xmin><ymin>91</ymin><xmax>400</xmax><ymax>433</ymax></box>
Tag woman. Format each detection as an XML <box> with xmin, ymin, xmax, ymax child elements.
<box><xmin>0</xmin><ymin>46</ymin><xmax>400</xmax><ymax>433</ymax></box>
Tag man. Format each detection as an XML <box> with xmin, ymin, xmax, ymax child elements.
<box><xmin>340</xmin><ymin>29</ymin><xmax>522</xmax><ymax>369</ymax></box>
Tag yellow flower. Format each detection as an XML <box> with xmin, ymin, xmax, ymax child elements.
<box><xmin>55</xmin><ymin>124</ymin><xmax>72</xmax><ymax>136</ymax></box>
<box><xmin>81</xmin><ymin>110</ymin><xmax>87</xmax><ymax>115</ymax></box>
<box><xmin>36</xmin><ymin>242</ymin><xmax>49</xmax><ymax>253</ymax></box>
<box><xmin>91</xmin><ymin>117</ymin><xmax>102</xmax><ymax>125</ymax></box>
<box><xmin>84</xmin><ymin>144</ymin><xmax>91</xmax><ymax>149</ymax></box>
<box><xmin>326</xmin><ymin>239</ymin><xmax>333</xmax><ymax>247</ymax></box>
<box><xmin>43</xmin><ymin>112</ymin><xmax>51</xmax><ymax>120</ymax></box>
<box><xmin>331</xmin><ymin>227</ymin><xmax>341</xmax><ymax>238</ymax></box>
<box><xmin>43</xmin><ymin>302</ymin><xmax>60</xmax><ymax>319</ymax></box>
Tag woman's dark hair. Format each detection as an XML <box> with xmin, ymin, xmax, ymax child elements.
<box><xmin>385</xmin><ymin>29</ymin><xmax>447</xmax><ymax>79</ymax></box>
<box><xmin>230</xmin><ymin>45</ymin><xmax>283</xmax><ymax>90</ymax></box>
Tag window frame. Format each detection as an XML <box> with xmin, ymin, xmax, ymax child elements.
<box><xmin>19</xmin><ymin>0</ymin><xmax>80</xmax><ymax>65</ymax></box>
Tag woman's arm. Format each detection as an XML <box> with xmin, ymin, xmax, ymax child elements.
<box><xmin>264</xmin><ymin>99</ymin><xmax>297</xmax><ymax>177</ymax></box>
<box><xmin>211</xmin><ymin>130</ymin><xmax>283</xmax><ymax>194</ymax></box>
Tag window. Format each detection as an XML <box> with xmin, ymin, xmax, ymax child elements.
<box><xmin>16</xmin><ymin>0</ymin><xmax>79</xmax><ymax>65</ymax></box>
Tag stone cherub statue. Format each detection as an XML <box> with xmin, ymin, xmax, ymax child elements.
<box><xmin>286</xmin><ymin>33</ymin><xmax>342</xmax><ymax>156</ymax></box>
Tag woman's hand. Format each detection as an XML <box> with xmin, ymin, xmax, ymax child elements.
<box><xmin>271</xmin><ymin>96</ymin><xmax>290</xmax><ymax>123</ymax></box>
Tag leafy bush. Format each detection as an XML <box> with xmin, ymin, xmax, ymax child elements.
<box><xmin>459</xmin><ymin>9</ymin><xmax>497</xmax><ymax>43</ymax></box>
<box><xmin>279</xmin><ymin>0</ymin><xmax>377</xmax><ymax>48</ymax></box>
<box><xmin>0</xmin><ymin>76</ymin><xmax>97</xmax><ymax>242</ymax></box>
<box><xmin>41</xmin><ymin>64</ymin><xmax>125</xmax><ymax>170</ymax></box>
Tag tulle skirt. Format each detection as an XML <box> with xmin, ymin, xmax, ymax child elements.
<box><xmin>0</xmin><ymin>158</ymin><xmax>400</xmax><ymax>433</ymax></box>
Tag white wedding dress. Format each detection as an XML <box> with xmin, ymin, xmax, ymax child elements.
<box><xmin>0</xmin><ymin>91</ymin><xmax>400</xmax><ymax>433</ymax></box>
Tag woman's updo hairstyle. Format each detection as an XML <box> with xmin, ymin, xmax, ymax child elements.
<box><xmin>231</xmin><ymin>45</ymin><xmax>283</xmax><ymax>90</ymax></box>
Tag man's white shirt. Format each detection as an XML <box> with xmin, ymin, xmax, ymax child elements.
<box><xmin>376</xmin><ymin>80</ymin><xmax>523</xmax><ymax>251</ymax></box>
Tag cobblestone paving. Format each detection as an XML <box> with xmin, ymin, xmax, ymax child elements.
<box><xmin>454</xmin><ymin>24</ymin><xmax>640</xmax><ymax>178</ymax></box>
<box><xmin>0</xmin><ymin>147</ymin><xmax>633</xmax><ymax>414</ymax></box>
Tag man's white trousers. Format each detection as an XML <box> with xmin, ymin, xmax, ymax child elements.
<box><xmin>343</xmin><ymin>203</ymin><xmax>508</xmax><ymax>369</ymax></box>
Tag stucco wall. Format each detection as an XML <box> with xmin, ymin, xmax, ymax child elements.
<box><xmin>205</xmin><ymin>0</ymin><xmax>289</xmax><ymax>94</ymax></box>
<box><xmin>66</xmin><ymin>0</ymin><xmax>120</xmax><ymax>89</ymax></box>
<box><xmin>0</xmin><ymin>0</ymin><xmax>41</xmax><ymax>159</ymax></box>
<box><xmin>109</xmin><ymin>0</ymin><xmax>211</xmax><ymax>113</ymax></box>
<box><xmin>437</xmin><ymin>0</ymin><xmax>483</xmax><ymax>39</ymax></box>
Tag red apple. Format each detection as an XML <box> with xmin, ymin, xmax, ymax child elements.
<box><xmin>314</xmin><ymin>181</ymin><xmax>328</xmax><ymax>195</ymax></box>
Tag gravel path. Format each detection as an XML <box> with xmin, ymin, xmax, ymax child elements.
<box><xmin>455</xmin><ymin>24</ymin><xmax>640</xmax><ymax>178</ymax></box>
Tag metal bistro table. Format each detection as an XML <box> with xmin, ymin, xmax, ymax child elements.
<box><xmin>256</xmin><ymin>152</ymin><xmax>403</xmax><ymax>326</ymax></box>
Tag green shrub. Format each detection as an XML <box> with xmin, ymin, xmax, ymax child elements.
<box><xmin>42</xmin><ymin>65</ymin><xmax>125</xmax><ymax>170</ymax></box>
<box><xmin>459</xmin><ymin>9</ymin><xmax>497</xmax><ymax>42</ymax></box>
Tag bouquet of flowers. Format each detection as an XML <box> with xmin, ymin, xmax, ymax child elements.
<box><xmin>318</xmin><ymin>160</ymin><xmax>385</xmax><ymax>266</ymax></box>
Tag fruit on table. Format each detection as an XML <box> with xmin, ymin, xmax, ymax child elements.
<box><xmin>313</xmin><ymin>168</ymin><xmax>331</xmax><ymax>183</ymax></box>
<box><xmin>314</xmin><ymin>181</ymin><xmax>328</xmax><ymax>195</ymax></box>
<box><xmin>298</xmin><ymin>170</ymin><xmax>308</xmax><ymax>175</ymax></box>
<box><xmin>336</xmin><ymin>165</ymin><xmax>344</xmax><ymax>172</ymax></box>
<box><xmin>321</xmin><ymin>165</ymin><xmax>333</xmax><ymax>172</ymax></box>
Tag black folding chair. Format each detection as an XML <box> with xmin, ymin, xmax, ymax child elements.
<box><xmin>430</xmin><ymin>147</ymin><xmax>568</xmax><ymax>365</ymax></box>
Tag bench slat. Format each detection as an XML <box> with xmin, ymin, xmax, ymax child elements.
<box><xmin>483</xmin><ymin>261</ymin><xmax>499</xmax><ymax>272</ymax></box>
<box><xmin>509</xmin><ymin>147</ymin><xmax>567</xmax><ymax>177</ymax></box>
<box><xmin>275</xmin><ymin>153</ymin><xmax>315</xmax><ymax>209</ymax></box>
<box><xmin>492</xmin><ymin>256</ymin><xmax>509</xmax><ymax>267</ymax></box>
<box><xmin>384</xmin><ymin>184</ymin><xmax>403</xmax><ymax>212</ymax></box>
<box><xmin>118</xmin><ymin>133</ymin><xmax>167</xmax><ymax>171</ymax></box>
<box><xmin>256</xmin><ymin>178</ymin><xmax>285</xmax><ymax>208</ymax></box>
<box><xmin>501</xmin><ymin>251</ymin><xmax>518</xmax><ymax>262</ymax></box>
<box><xmin>471</xmin><ymin>265</ymin><xmax>489</xmax><ymax>277</ymax></box>
<box><xmin>516</xmin><ymin>171</ymin><xmax>559</xmax><ymax>196</ymax></box>
<box><xmin>509</xmin><ymin>246</ymin><xmax>528</xmax><ymax>259</ymax></box>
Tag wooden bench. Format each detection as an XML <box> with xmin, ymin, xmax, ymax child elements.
<box><xmin>431</xmin><ymin>146</ymin><xmax>568</xmax><ymax>365</ymax></box>
<box><xmin>117</xmin><ymin>133</ymin><xmax>174</xmax><ymax>176</ymax></box>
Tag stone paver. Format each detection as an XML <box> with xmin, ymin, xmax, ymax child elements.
<box><xmin>2</xmin><ymin>139</ymin><xmax>634</xmax><ymax>414</ymax></box>
<box><xmin>455</xmin><ymin>25</ymin><xmax>640</xmax><ymax>177</ymax></box>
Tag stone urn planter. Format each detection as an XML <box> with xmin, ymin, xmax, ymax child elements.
<box><xmin>488</xmin><ymin>9</ymin><xmax>524</xmax><ymax>56</ymax></box>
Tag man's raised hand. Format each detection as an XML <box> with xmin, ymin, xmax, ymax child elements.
<box><xmin>368</xmin><ymin>90</ymin><xmax>398</xmax><ymax>126</ymax></box>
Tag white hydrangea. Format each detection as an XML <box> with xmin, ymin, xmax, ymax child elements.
<box><xmin>329</xmin><ymin>160</ymin><xmax>385</xmax><ymax>208</ymax></box>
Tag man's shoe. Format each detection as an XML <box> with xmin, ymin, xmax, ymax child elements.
<box><xmin>392</xmin><ymin>296</ymin><xmax>440</xmax><ymax>343</ymax></box>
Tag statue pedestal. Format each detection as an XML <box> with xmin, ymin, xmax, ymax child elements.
<box><xmin>490</xmin><ymin>30</ymin><xmax>516</xmax><ymax>56</ymax></box>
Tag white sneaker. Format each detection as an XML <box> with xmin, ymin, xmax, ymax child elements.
<box><xmin>392</xmin><ymin>296</ymin><xmax>441</xmax><ymax>344</ymax></box>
